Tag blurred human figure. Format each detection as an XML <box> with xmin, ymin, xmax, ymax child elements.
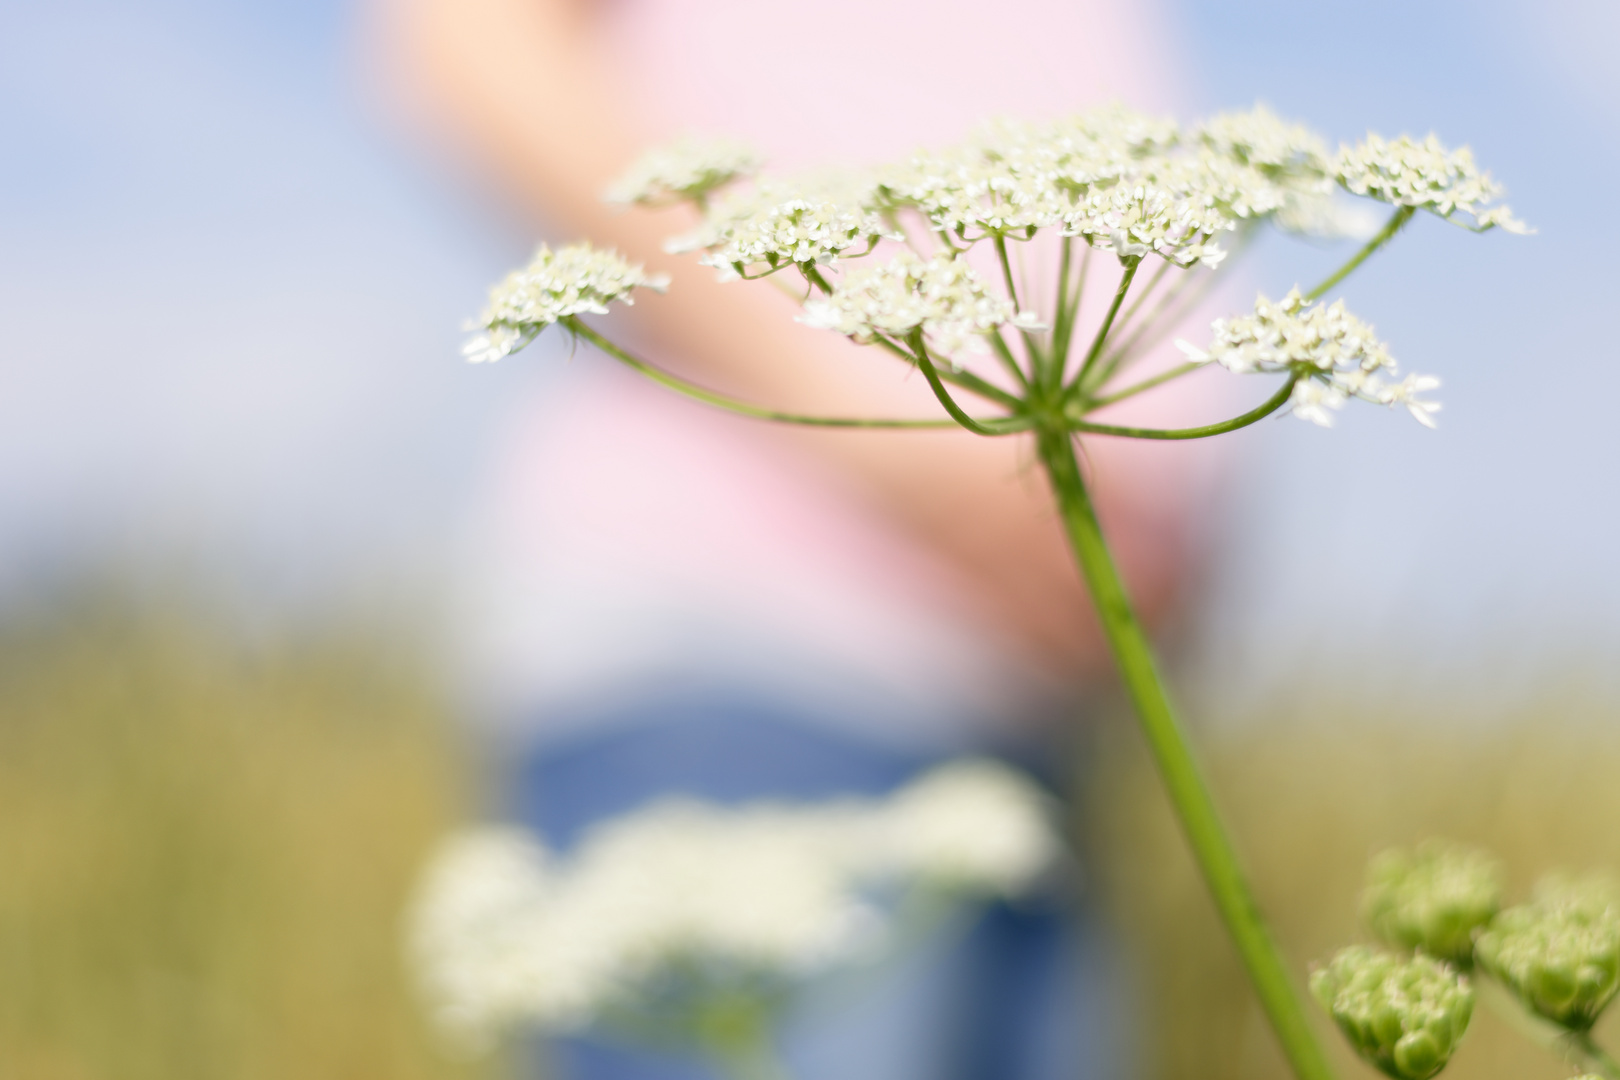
<box><xmin>369</xmin><ymin>2</ymin><xmax>1219</xmax><ymax>1078</ymax></box>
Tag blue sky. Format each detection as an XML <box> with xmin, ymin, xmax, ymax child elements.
<box><xmin>0</xmin><ymin>0</ymin><xmax>1614</xmax><ymax>704</ymax></box>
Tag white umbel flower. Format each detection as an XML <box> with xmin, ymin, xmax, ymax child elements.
<box><xmin>1064</xmin><ymin>177</ymin><xmax>1233</xmax><ymax>268</ymax></box>
<box><xmin>878</xmin><ymin>143</ymin><xmax>1069</xmax><ymax>242</ymax></box>
<box><xmin>799</xmin><ymin>252</ymin><xmax>1043</xmax><ymax>358</ymax></box>
<box><xmin>408</xmin><ymin>759</ymin><xmax>1059</xmax><ymax>1048</ymax></box>
<box><xmin>604</xmin><ymin>136</ymin><xmax>762</xmax><ymax>207</ymax></box>
<box><xmin>875</xmin><ymin>760</ymin><xmax>1058</xmax><ymax>896</ymax></box>
<box><xmin>1197</xmin><ymin>104</ymin><xmax>1330</xmax><ymax>177</ymax></box>
<box><xmin>671</xmin><ymin>173</ymin><xmax>896</xmax><ymax>279</ymax></box>
<box><xmin>1336</xmin><ymin>133</ymin><xmax>1530</xmax><ymax>233</ymax></box>
<box><xmin>1177</xmin><ymin>288</ymin><xmax>1440</xmax><ymax>427</ymax></box>
<box><xmin>462</xmin><ymin>243</ymin><xmax>669</xmax><ymax>363</ymax></box>
<box><xmin>408</xmin><ymin>829</ymin><xmax>557</xmax><ymax>1048</ymax></box>
<box><xmin>879</xmin><ymin>106</ymin><xmax>1178</xmax><ymax>244</ymax></box>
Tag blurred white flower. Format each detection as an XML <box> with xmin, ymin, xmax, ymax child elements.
<box><xmin>462</xmin><ymin>243</ymin><xmax>669</xmax><ymax>363</ymax></box>
<box><xmin>408</xmin><ymin>759</ymin><xmax>1059</xmax><ymax>1048</ymax></box>
<box><xmin>1197</xmin><ymin>104</ymin><xmax>1330</xmax><ymax>178</ymax></box>
<box><xmin>1336</xmin><ymin>133</ymin><xmax>1530</xmax><ymax>233</ymax></box>
<box><xmin>799</xmin><ymin>252</ymin><xmax>1043</xmax><ymax>359</ymax></box>
<box><xmin>605</xmin><ymin>136</ymin><xmax>763</xmax><ymax>207</ymax></box>
<box><xmin>1272</xmin><ymin>191</ymin><xmax>1386</xmax><ymax>241</ymax></box>
<box><xmin>875</xmin><ymin>759</ymin><xmax>1059</xmax><ymax>896</ymax></box>
<box><xmin>407</xmin><ymin>829</ymin><xmax>557</xmax><ymax>1048</ymax></box>
<box><xmin>1178</xmin><ymin>288</ymin><xmax>1440</xmax><ymax>427</ymax></box>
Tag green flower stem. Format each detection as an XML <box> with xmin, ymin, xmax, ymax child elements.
<box><xmin>1574</xmin><ymin>1032</ymin><xmax>1620</xmax><ymax>1080</ymax></box>
<box><xmin>1064</xmin><ymin>245</ymin><xmax>1094</xmax><ymax>367</ymax></box>
<box><xmin>988</xmin><ymin>329</ymin><xmax>1031</xmax><ymax>390</ymax></box>
<box><xmin>1092</xmin><ymin>261</ymin><xmax>1216</xmax><ymax>382</ymax></box>
<box><xmin>570</xmin><ymin>320</ymin><xmax>1025</xmax><ymax>431</ymax></box>
<box><xmin>1071</xmin><ymin>256</ymin><xmax>1141</xmax><ymax>393</ymax></box>
<box><xmin>800</xmin><ymin>263</ymin><xmax>835</xmax><ymax>295</ymax></box>
<box><xmin>993</xmin><ymin>234</ymin><xmax>1042</xmax><ymax>384</ymax></box>
<box><xmin>1085</xmin><ymin>360</ymin><xmax>1205</xmax><ymax>409</ymax></box>
<box><xmin>1302</xmin><ymin>206</ymin><xmax>1416</xmax><ymax>302</ymax></box>
<box><xmin>1034</xmin><ymin>423</ymin><xmax>1336</xmax><ymax>1080</ymax></box>
<box><xmin>908</xmin><ymin>332</ymin><xmax>1016</xmax><ymax>437</ymax></box>
<box><xmin>1047</xmin><ymin>237</ymin><xmax>1079</xmax><ymax>388</ymax></box>
<box><xmin>868</xmin><ymin>334</ymin><xmax>1025</xmax><ymax>409</ymax></box>
<box><xmin>1069</xmin><ymin>375</ymin><xmax>1298</xmax><ymax>440</ymax></box>
<box><xmin>1093</xmin><ymin>227</ymin><xmax>1255</xmax><ymax>382</ymax></box>
<box><xmin>1110</xmin><ymin>258</ymin><xmax>1172</xmax><ymax>345</ymax></box>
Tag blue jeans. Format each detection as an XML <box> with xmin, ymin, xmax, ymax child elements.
<box><xmin>502</xmin><ymin>687</ymin><xmax>1129</xmax><ymax>1080</ymax></box>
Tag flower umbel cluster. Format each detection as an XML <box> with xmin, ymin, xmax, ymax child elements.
<box><xmin>604</xmin><ymin>136</ymin><xmax>762</xmax><ymax>207</ymax></box>
<box><xmin>1336</xmin><ymin>133</ymin><xmax>1530</xmax><ymax>234</ymax></box>
<box><xmin>409</xmin><ymin>760</ymin><xmax>1058</xmax><ymax>1049</ymax></box>
<box><xmin>1179</xmin><ymin>288</ymin><xmax>1440</xmax><ymax>427</ymax></box>
<box><xmin>1362</xmin><ymin>841</ymin><xmax>1503</xmax><ymax>966</ymax></box>
<box><xmin>669</xmin><ymin>174</ymin><xmax>897</xmax><ymax>279</ymax></box>
<box><xmin>800</xmin><ymin>252</ymin><xmax>1043</xmax><ymax>359</ymax></box>
<box><xmin>462</xmin><ymin>243</ymin><xmax>668</xmax><ymax>363</ymax></box>
<box><xmin>1475</xmin><ymin>876</ymin><xmax>1620</xmax><ymax>1030</ymax></box>
<box><xmin>1311</xmin><ymin>945</ymin><xmax>1474</xmax><ymax>1080</ymax></box>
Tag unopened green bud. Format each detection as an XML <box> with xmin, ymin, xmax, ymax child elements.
<box><xmin>1362</xmin><ymin>841</ymin><xmax>1503</xmax><ymax>966</ymax></box>
<box><xmin>1474</xmin><ymin>875</ymin><xmax>1620</xmax><ymax>1031</ymax></box>
<box><xmin>1311</xmin><ymin>945</ymin><xmax>1474</xmax><ymax>1080</ymax></box>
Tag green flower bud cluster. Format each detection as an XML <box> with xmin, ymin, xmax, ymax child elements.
<box><xmin>1474</xmin><ymin>877</ymin><xmax>1620</xmax><ymax>1031</ymax></box>
<box><xmin>1362</xmin><ymin>841</ymin><xmax>1503</xmax><ymax>966</ymax></box>
<box><xmin>1311</xmin><ymin>945</ymin><xmax>1473</xmax><ymax>1080</ymax></box>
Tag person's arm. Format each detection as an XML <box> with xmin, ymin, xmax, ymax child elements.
<box><xmin>368</xmin><ymin>0</ymin><xmax>1196</xmax><ymax>674</ymax></box>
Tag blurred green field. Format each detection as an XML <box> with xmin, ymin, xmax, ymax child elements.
<box><xmin>0</xmin><ymin>595</ymin><xmax>500</xmax><ymax>1080</ymax></box>
<box><xmin>1087</xmin><ymin>694</ymin><xmax>1620</xmax><ymax>1080</ymax></box>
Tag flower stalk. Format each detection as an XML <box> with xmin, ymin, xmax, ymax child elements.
<box><xmin>1033</xmin><ymin>422</ymin><xmax>1338</xmax><ymax>1080</ymax></box>
<box><xmin>1303</xmin><ymin>206</ymin><xmax>1415</xmax><ymax>302</ymax></box>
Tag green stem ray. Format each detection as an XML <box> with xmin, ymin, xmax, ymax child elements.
<box><xmin>1094</xmin><ymin>264</ymin><xmax>1213</xmax><ymax>382</ymax></box>
<box><xmin>994</xmin><ymin>234</ymin><xmax>1044</xmax><ymax>383</ymax></box>
<box><xmin>867</xmin><ymin>334</ymin><xmax>1024</xmax><ymax>410</ymax></box>
<box><xmin>1086</xmin><ymin>360</ymin><xmax>1205</xmax><ymax>409</ymax></box>
<box><xmin>1574</xmin><ymin>1032</ymin><xmax>1620</xmax><ymax>1080</ymax></box>
<box><xmin>988</xmin><ymin>330</ymin><xmax>1031</xmax><ymax>389</ymax></box>
<box><xmin>1071</xmin><ymin>256</ymin><xmax>1141</xmax><ymax>393</ymax></box>
<box><xmin>1071</xmin><ymin>375</ymin><xmax>1298</xmax><ymax>440</ymax></box>
<box><xmin>1033</xmin><ymin>426</ymin><xmax>1337</xmax><ymax>1080</ymax></box>
<box><xmin>569</xmin><ymin>320</ymin><xmax>1022</xmax><ymax>430</ymax></box>
<box><xmin>1302</xmin><ymin>206</ymin><xmax>1415</xmax><ymax>303</ymax></box>
<box><xmin>800</xmin><ymin>263</ymin><xmax>835</xmax><ymax>295</ymax></box>
<box><xmin>907</xmin><ymin>331</ymin><xmax>1013</xmax><ymax>437</ymax></box>
<box><xmin>1095</xmin><ymin>226</ymin><xmax>1255</xmax><ymax>382</ymax></box>
<box><xmin>1046</xmin><ymin>237</ymin><xmax>1075</xmax><ymax>374</ymax></box>
<box><xmin>1111</xmin><ymin>258</ymin><xmax>1172</xmax><ymax>343</ymax></box>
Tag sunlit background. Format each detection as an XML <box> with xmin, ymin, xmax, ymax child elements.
<box><xmin>2</xmin><ymin>0</ymin><xmax>1618</xmax><ymax>1078</ymax></box>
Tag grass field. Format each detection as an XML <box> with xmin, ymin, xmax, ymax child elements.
<box><xmin>0</xmin><ymin>595</ymin><xmax>500</xmax><ymax>1080</ymax></box>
